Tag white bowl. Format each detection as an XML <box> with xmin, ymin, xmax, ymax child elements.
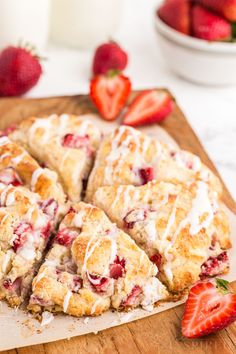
<box><xmin>155</xmin><ymin>14</ymin><xmax>236</xmax><ymax>86</ymax></box>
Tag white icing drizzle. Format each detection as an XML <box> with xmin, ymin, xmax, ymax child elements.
<box><xmin>0</xmin><ymin>136</ymin><xmax>10</xmax><ymax>146</ymax></box>
<box><xmin>33</xmin><ymin>268</ymin><xmax>47</xmax><ymax>290</ymax></box>
<box><xmin>31</xmin><ymin>168</ymin><xmax>44</xmax><ymax>190</ymax></box>
<box><xmin>77</xmin><ymin>120</ymin><xmax>92</xmax><ymax>136</ymax></box>
<box><xmin>41</xmin><ymin>311</ymin><xmax>54</xmax><ymax>326</ymax></box>
<box><xmin>0</xmin><ymin>152</ymin><xmax>11</xmax><ymax>161</ymax></box>
<box><xmin>2</xmin><ymin>250</ymin><xmax>12</xmax><ymax>273</ymax></box>
<box><xmin>57</xmin><ymin>114</ymin><xmax>69</xmax><ymax>136</ymax></box>
<box><xmin>104</xmin><ymin>127</ymin><xmax>141</xmax><ymax>184</ymax></box>
<box><xmin>188</xmin><ymin>181</ymin><xmax>214</xmax><ymax>235</ymax></box>
<box><xmin>11</xmin><ymin>152</ymin><xmax>27</xmax><ymax>165</ymax></box>
<box><xmin>63</xmin><ymin>290</ymin><xmax>72</xmax><ymax>312</ymax></box>
<box><xmin>28</xmin><ymin>115</ymin><xmax>55</xmax><ymax>145</ymax></box>
<box><xmin>17</xmin><ymin>233</ymin><xmax>36</xmax><ymax>261</ymax></box>
<box><xmin>72</xmin><ymin>211</ymin><xmax>85</xmax><ymax>228</ymax></box>
<box><xmin>91</xmin><ymin>297</ymin><xmax>103</xmax><ymax>315</ymax></box>
<box><xmin>111</xmin><ymin>186</ymin><xmax>124</xmax><ymax>210</ymax></box>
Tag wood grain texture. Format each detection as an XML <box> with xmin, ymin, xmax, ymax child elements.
<box><xmin>0</xmin><ymin>91</ymin><xmax>235</xmax><ymax>354</ymax></box>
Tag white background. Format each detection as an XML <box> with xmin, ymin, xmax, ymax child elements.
<box><xmin>26</xmin><ymin>0</ymin><xmax>236</xmax><ymax>199</ymax></box>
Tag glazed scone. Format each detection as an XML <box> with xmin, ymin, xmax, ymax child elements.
<box><xmin>0</xmin><ymin>183</ymin><xmax>57</xmax><ymax>307</ymax></box>
<box><xmin>0</xmin><ymin>136</ymin><xmax>68</xmax><ymax>222</ymax></box>
<box><xmin>9</xmin><ymin>114</ymin><xmax>102</xmax><ymax>202</ymax></box>
<box><xmin>86</xmin><ymin>126</ymin><xmax>222</xmax><ymax>201</ymax></box>
<box><xmin>28</xmin><ymin>202</ymin><xmax>168</xmax><ymax>316</ymax></box>
<box><xmin>93</xmin><ymin>181</ymin><xmax>231</xmax><ymax>293</ymax></box>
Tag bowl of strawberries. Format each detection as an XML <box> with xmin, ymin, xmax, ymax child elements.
<box><xmin>155</xmin><ymin>0</ymin><xmax>236</xmax><ymax>85</ymax></box>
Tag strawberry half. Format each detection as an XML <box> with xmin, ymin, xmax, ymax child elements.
<box><xmin>90</xmin><ymin>73</ymin><xmax>131</xmax><ymax>121</ymax></box>
<box><xmin>192</xmin><ymin>5</ymin><xmax>231</xmax><ymax>41</ymax></box>
<box><xmin>157</xmin><ymin>0</ymin><xmax>191</xmax><ymax>35</ymax></box>
<box><xmin>198</xmin><ymin>0</ymin><xmax>236</xmax><ymax>22</ymax></box>
<box><xmin>182</xmin><ymin>279</ymin><xmax>236</xmax><ymax>338</ymax></box>
<box><xmin>123</xmin><ymin>90</ymin><xmax>173</xmax><ymax>127</ymax></box>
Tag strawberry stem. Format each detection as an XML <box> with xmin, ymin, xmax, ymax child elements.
<box><xmin>216</xmin><ymin>278</ymin><xmax>230</xmax><ymax>294</ymax></box>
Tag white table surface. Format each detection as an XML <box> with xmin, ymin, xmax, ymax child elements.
<box><xmin>26</xmin><ymin>0</ymin><xmax>236</xmax><ymax>200</ymax></box>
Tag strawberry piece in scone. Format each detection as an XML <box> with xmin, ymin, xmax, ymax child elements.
<box><xmin>28</xmin><ymin>202</ymin><xmax>168</xmax><ymax>316</ymax></box>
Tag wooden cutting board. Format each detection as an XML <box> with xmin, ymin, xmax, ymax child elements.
<box><xmin>0</xmin><ymin>91</ymin><xmax>235</xmax><ymax>354</ymax></box>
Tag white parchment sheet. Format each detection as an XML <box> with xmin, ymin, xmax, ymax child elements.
<box><xmin>0</xmin><ymin>118</ymin><xmax>235</xmax><ymax>351</ymax></box>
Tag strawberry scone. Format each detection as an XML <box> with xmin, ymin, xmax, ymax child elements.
<box><xmin>0</xmin><ymin>183</ymin><xmax>57</xmax><ymax>307</ymax></box>
<box><xmin>86</xmin><ymin>126</ymin><xmax>222</xmax><ymax>201</ymax></box>
<box><xmin>28</xmin><ymin>202</ymin><xmax>168</xmax><ymax>316</ymax></box>
<box><xmin>9</xmin><ymin>114</ymin><xmax>102</xmax><ymax>202</ymax></box>
<box><xmin>0</xmin><ymin>136</ymin><xmax>68</xmax><ymax>223</ymax></box>
<box><xmin>93</xmin><ymin>181</ymin><xmax>231</xmax><ymax>293</ymax></box>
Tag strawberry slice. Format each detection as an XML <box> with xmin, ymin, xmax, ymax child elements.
<box><xmin>192</xmin><ymin>5</ymin><xmax>231</xmax><ymax>41</ymax></box>
<box><xmin>123</xmin><ymin>90</ymin><xmax>173</xmax><ymax>127</ymax></box>
<box><xmin>139</xmin><ymin>167</ymin><xmax>154</xmax><ymax>185</ymax></box>
<box><xmin>90</xmin><ymin>73</ymin><xmax>131</xmax><ymax>121</ymax></box>
<box><xmin>182</xmin><ymin>279</ymin><xmax>236</xmax><ymax>338</ymax></box>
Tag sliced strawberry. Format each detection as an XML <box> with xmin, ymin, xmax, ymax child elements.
<box><xmin>40</xmin><ymin>222</ymin><xmax>51</xmax><ymax>239</ymax></box>
<box><xmin>200</xmin><ymin>252</ymin><xmax>229</xmax><ymax>278</ymax></box>
<box><xmin>122</xmin><ymin>285</ymin><xmax>142</xmax><ymax>307</ymax></box>
<box><xmin>0</xmin><ymin>167</ymin><xmax>22</xmax><ymax>186</ymax></box>
<box><xmin>109</xmin><ymin>256</ymin><xmax>126</xmax><ymax>279</ymax></box>
<box><xmin>3</xmin><ymin>277</ymin><xmax>21</xmax><ymax>291</ymax></box>
<box><xmin>12</xmin><ymin>222</ymin><xmax>32</xmax><ymax>252</ymax></box>
<box><xmin>124</xmin><ymin>208</ymin><xmax>147</xmax><ymax>229</ymax></box>
<box><xmin>55</xmin><ymin>229</ymin><xmax>78</xmax><ymax>246</ymax></box>
<box><xmin>182</xmin><ymin>279</ymin><xmax>236</xmax><ymax>338</ymax></box>
<box><xmin>157</xmin><ymin>0</ymin><xmax>191</xmax><ymax>35</ymax></box>
<box><xmin>87</xmin><ymin>273</ymin><xmax>110</xmax><ymax>293</ymax></box>
<box><xmin>123</xmin><ymin>90</ymin><xmax>173</xmax><ymax>127</ymax></box>
<box><xmin>139</xmin><ymin>167</ymin><xmax>154</xmax><ymax>185</ymax></box>
<box><xmin>192</xmin><ymin>5</ymin><xmax>231</xmax><ymax>41</ymax></box>
<box><xmin>150</xmin><ymin>252</ymin><xmax>162</xmax><ymax>269</ymax></box>
<box><xmin>39</xmin><ymin>198</ymin><xmax>58</xmax><ymax>218</ymax></box>
<box><xmin>90</xmin><ymin>73</ymin><xmax>131</xmax><ymax>121</ymax></box>
<box><xmin>198</xmin><ymin>0</ymin><xmax>236</xmax><ymax>22</ymax></box>
<box><xmin>62</xmin><ymin>134</ymin><xmax>94</xmax><ymax>157</ymax></box>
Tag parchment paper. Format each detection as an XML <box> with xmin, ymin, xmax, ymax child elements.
<box><xmin>0</xmin><ymin>117</ymin><xmax>235</xmax><ymax>351</ymax></box>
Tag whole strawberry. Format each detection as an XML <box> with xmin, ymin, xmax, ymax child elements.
<box><xmin>0</xmin><ymin>46</ymin><xmax>42</xmax><ymax>97</ymax></box>
<box><xmin>92</xmin><ymin>41</ymin><xmax>128</xmax><ymax>76</ymax></box>
<box><xmin>192</xmin><ymin>5</ymin><xmax>231</xmax><ymax>41</ymax></box>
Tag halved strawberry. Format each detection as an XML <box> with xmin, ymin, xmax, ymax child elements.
<box><xmin>123</xmin><ymin>90</ymin><xmax>174</xmax><ymax>127</ymax></box>
<box><xmin>90</xmin><ymin>73</ymin><xmax>131</xmax><ymax>121</ymax></box>
<box><xmin>182</xmin><ymin>279</ymin><xmax>236</xmax><ymax>338</ymax></box>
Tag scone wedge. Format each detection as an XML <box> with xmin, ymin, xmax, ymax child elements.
<box><xmin>0</xmin><ymin>184</ymin><xmax>58</xmax><ymax>307</ymax></box>
<box><xmin>9</xmin><ymin>114</ymin><xmax>102</xmax><ymax>202</ymax></box>
<box><xmin>28</xmin><ymin>202</ymin><xmax>169</xmax><ymax>316</ymax></box>
<box><xmin>93</xmin><ymin>181</ymin><xmax>231</xmax><ymax>293</ymax></box>
<box><xmin>0</xmin><ymin>136</ymin><xmax>68</xmax><ymax>222</ymax></box>
<box><xmin>86</xmin><ymin>126</ymin><xmax>222</xmax><ymax>201</ymax></box>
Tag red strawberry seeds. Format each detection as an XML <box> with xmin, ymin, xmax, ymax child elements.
<box><xmin>0</xmin><ymin>46</ymin><xmax>42</xmax><ymax>97</ymax></box>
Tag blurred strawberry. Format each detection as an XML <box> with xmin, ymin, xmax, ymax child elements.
<box><xmin>198</xmin><ymin>0</ymin><xmax>236</xmax><ymax>22</ymax></box>
<box><xmin>92</xmin><ymin>41</ymin><xmax>128</xmax><ymax>76</ymax></box>
<box><xmin>0</xmin><ymin>45</ymin><xmax>42</xmax><ymax>97</ymax></box>
<box><xmin>90</xmin><ymin>72</ymin><xmax>131</xmax><ymax>120</ymax></box>
<box><xmin>123</xmin><ymin>90</ymin><xmax>173</xmax><ymax>127</ymax></box>
<box><xmin>192</xmin><ymin>5</ymin><xmax>231</xmax><ymax>41</ymax></box>
<box><xmin>157</xmin><ymin>0</ymin><xmax>191</xmax><ymax>35</ymax></box>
